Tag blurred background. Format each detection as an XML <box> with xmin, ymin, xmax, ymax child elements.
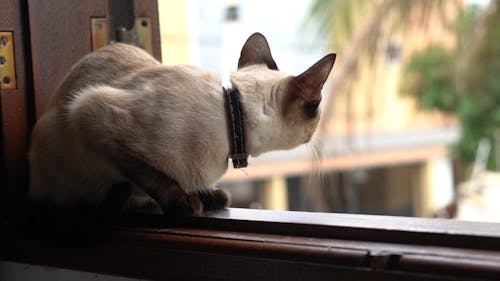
<box><xmin>157</xmin><ymin>0</ymin><xmax>499</xmax><ymax>222</ymax></box>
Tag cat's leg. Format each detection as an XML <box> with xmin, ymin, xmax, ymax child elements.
<box><xmin>116</xmin><ymin>155</ymin><xmax>203</xmax><ymax>217</ymax></box>
<box><xmin>123</xmin><ymin>185</ymin><xmax>163</xmax><ymax>214</ymax></box>
<box><xmin>98</xmin><ymin>181</ymin><xmax>132</xmax><ymax>215</ymax></box>
<box><xmin>193</xmin><ymin>188</ymin><xmax>231</xmax><ymax>211</ymax></box>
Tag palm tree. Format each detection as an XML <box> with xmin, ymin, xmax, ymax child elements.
<box><xmin>307</xmin><ymin>0</ymin><xmax>461</xmax><ymax>137</ymax></box>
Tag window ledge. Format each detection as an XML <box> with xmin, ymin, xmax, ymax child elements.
<box><xmin>2</xmin><ymin>208</ymin><xmax>500</xmax><ymax>281</ymax></box>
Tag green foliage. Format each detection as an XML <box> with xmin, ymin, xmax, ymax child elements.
<box><xmin>402</xmin><ymin>45</ymin><xmax>456</xmax><ymax>112</ymax></box>
<box><xmin>402</xmin><ymin>1</ymin><xmax>500</xmax><ymax>168</ymax></box>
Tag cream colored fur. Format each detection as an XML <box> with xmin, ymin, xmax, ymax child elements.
<box><xmin>29</xmin><ymin>35</ymin><xmax>335</xmax><ymax>210</ymax></box>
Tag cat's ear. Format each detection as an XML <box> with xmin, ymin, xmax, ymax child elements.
<box><xmin>238</xmin><ymin>33</ymin><xmax>278</xmax><ymax>70</ymax></box>
<box><xmin>294</xmin><ymin>53</ymin><xmax>336</xmax><ymax>100</ymax></box>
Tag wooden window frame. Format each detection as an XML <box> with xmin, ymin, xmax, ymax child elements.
<box><xmin>2</xmin><ymin>208</ymin><xmax>500</xmax><ymax>281</ymax></box>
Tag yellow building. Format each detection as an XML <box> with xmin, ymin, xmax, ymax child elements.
<box><xmin>158</xmin><ymin>0</ymin><xmax>190</xmax><ymax>65</ymax></box>
<box><xmin>320</xmin><ymin>2</ymin><xmax>460</xmax><ymax>217</ymax></box>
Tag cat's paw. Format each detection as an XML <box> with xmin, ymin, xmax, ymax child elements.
<box><xmin>195</xmin><ymin>188</ymin><xmax>231</xmax><ymax>211</ymax></box>
<box><xmin>162</xmin><ymin>194</ymin><xmax>203</xmax><ymax>217</ymax></box>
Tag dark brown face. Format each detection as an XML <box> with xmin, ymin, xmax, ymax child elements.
<box><xmin>283</xmin><ymin>76</ymin><xmax>321</xmax><ymax>119</ymax></box>
<box><xmin>278</xmin><ymin>77</ymin><xmax>322</xmax><ymax>145</ymax></box>
<box><xmin>283</xmin><ymin>77</ymin><xmax>323</xmax><ymax>120</ymax></box>
<box><xmin>282</xmin><ymin>52</ymin><xmax>336</xmax><ymax>124</ymax></box>
<box><xmin>305</xmin><ymin>98</ymin><xmax>322</xmax><ymax>119</ymax></box>
<box><xmin>279</xmin><ymin>52</ymin><xmax>336</xmax><ymax>145</ymax></box>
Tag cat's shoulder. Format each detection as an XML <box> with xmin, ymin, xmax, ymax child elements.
<box><xmin>98</xmin><ymin>42</ymin><xmax>150</xmax><ymax>57</ymax></box>
<box><xmin>79</xmin><ymin>43</ymin><xmax>159</xmax><ymax>67</ymax></box>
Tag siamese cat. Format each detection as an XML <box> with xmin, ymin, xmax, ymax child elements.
<box><xmin>27</xmin><ymin>33</ymin><xmax>335</xmax><ymax>223</ymax></box>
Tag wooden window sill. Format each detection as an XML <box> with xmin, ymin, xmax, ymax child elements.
<box><xmin>1</xmin><ymin>208</ymin><xmax>500</xmax><ymax>281</ymax></box>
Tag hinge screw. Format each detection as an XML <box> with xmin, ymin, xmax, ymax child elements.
<box><xmin>0</xmin><ymin>56</ymin><xmax>6</xmax><ymax>65</ymax></box>
<box><xmin>0</xmin><ymin>37</ymin><xmax>8</xmax><ymax>47</ymax></box>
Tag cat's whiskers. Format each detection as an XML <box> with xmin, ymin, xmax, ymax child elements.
<box><xmin>237</xmin><ymin>168</ymin><xmax>249</xmax><ymax>176</ymax></box>
<box><xmin>305</xmin><ymin>137</ymin><xmax>325</xmax><ymax>209</ymax></box>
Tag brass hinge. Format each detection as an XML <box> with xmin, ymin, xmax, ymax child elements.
<box><xmin>90</xmin><ymin>17</ymin><xmax>153</xmax><ymax>56</ymax></box>
<box><xmin>0</xmin><ymin>32</ymin><xmax>16</xmax><ymax>90</ymax></box>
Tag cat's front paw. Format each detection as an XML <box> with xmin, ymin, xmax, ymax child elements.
<box><xmin>162</xmin><ymin>194</ymin><xmax>203</xmax><ymax>217</ymax></box>
<box><xmin>195</xmin><ymin>188</ymin><xmax>231</xmax><ymax>211</ymax></box>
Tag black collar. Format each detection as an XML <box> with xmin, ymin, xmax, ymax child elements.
<box><xmin>224</xmin><ymin>86</ymin><xmax>248</xmax><ymax>168</ymax></box>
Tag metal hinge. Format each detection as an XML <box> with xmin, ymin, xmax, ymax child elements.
<box><xmin>0</xmin><ymin>32</ymin><xmax>16</xmax><ymax>90</ymax></box>
<box><xmin>91</xmin><ymin>17</ymin><xmax>153</xmax><ymax>55</ymax></box>
<box><xmin>91</xmin><ymin>0</ymin><xmax>153</xmax><ymax>54</ymax></box>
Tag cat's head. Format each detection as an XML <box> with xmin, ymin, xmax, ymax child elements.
<box><xmin>231</xmin><ymin>33</ymin><xmax>336</xmax><ymax>156</ymax></box>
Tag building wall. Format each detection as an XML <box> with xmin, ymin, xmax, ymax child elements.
<box><xmin>158</xmin><ymin>0</ymin><xmax>190</xmax><ymax>64</ymax></box>
<box><xmin>327</xmin><ymin>2</ymin><xmax>459</xmax><ymax>136</ymax></box>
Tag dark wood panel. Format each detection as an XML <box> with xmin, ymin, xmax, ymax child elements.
<box><xmin>0</xmin><ymin>0</ymin><xmax>31</xmax><ymax>211</ymax></box>
<box><xmin>27</xmin><ymin>0</ymin><xmax>106</xmax><ymax>117</ymax></box>
<box><xmin>28</xmin><ymin>0</ymin><xmax>162</xmax><ymax>117</ymax></box>
<box><xmin>2</xmin><ymin>209</ymin><xmax>500</xmax><ymax>281</ymax></box>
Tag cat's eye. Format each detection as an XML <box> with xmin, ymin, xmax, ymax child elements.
<box><xmin>305</xmin><ymin>100</ymin><xmax>321</xmax><ymax>118</ymax></box>
<box><xmin>309</xmin><ymin>100</ymin><xmax>321</xmax><ymax>110</ymax></box>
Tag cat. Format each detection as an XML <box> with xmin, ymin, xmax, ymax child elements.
<box><xmin>27</xmin><ymin>32</ymin><xmax>336</xmax><ymax>222</ymax></box>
